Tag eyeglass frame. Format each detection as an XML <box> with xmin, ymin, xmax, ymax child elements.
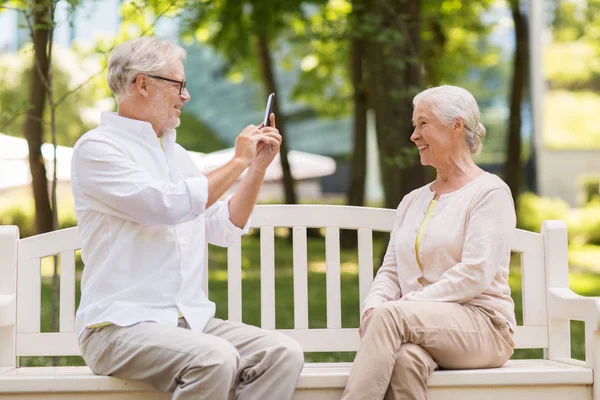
<box><xmin>131</xmin><ymin>74</ymin><xmax>187</xmax><ymax>95</ymax></box>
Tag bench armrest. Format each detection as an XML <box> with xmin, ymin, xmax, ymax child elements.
<box><xmin>0</xmin><ymin>295</ymin><xmax>16</xmax><ymax>327</ymax></box>
<box><xmin>547</xmin><ymin>287</ymin><xmax>600</xmax><ymax>329</ymax></box>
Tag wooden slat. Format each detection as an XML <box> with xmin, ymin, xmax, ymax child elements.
<box><xmin>277</xmin><ymin>325</ymin><xmax>548</xmax><ymax>353</ymax></box>
<box><xmin>202</xmin><ymin>242</ymin><xmax>209</xmax><ymax>295</ymax></box>
<box><xmin>227</xmin><ymin>238</ymin><xmax>242</xmax><ymax>322</ymax></box>
<box><xmin>251</xmin><ymin>205</ymin><xmax>395</xmax><ymax>231</ymax></box>
<box><xmin>59</xmin><ymin>251</ymin><xmax>76</xmax><ymax>333</ymax></box>
<box><xmin>510</xmin><ymin>229</ymin><xmax>543</xmax><ymax>254</ymax></box>
<box><xmin>521</xmin><ymin>250</ymin><xmax>548</xmax><ymax>326</ymax></box>
<box><xmin>260</xmin><ymin>227</ymin><xmax>276</xmax><ymax>329</ymax></box>
<box><xmin>11</xmin><ymin>324</ymin><xmax>550</xmax><ymax>357</ymax></box>
<box><xmin>16</xmin><ymin>259</ymin><xmax>40</xmax><ymax>333</ymax></box>
<box><xmin>325</xmin><ymin>227</ymin><xmax>341</xmax><ymax>329</ymax></box>
<box><xmin>293</xmin><ymin>227</ymin><xmax>309</xmax><ymax>329</ymax></box>
<box><xmin>16</xmin><ymin>333</ymin><xmax>79</xmax><ymax>356</ymax></box>
<box><xmin>358</xmin><ymin>229</ymin><xmax>374</xmax><ymax>308</ymax></box>
<box><xmin>514</xmin><ymin>325</ymin><xmax>549</xmax><ymax>349</ymax></box>
<box><xmin>18</xmin><ymin>228</ymin><xmax>80</xmax><ymax>262</ymax></box>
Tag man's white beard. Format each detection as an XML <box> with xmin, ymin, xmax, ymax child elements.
<box><xmin>149</xmin><ymin>92</ymin><xmax>179</xmax><ymax>134</ymax></box>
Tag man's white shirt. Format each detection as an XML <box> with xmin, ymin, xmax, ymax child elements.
<box><xmin>71</xmin><ymin>112</ymin><xmax>249</xmax><ymax>337</ymax></box>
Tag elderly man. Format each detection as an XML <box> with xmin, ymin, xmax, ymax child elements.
<box><xmin>71</xmin><ymin>37</ymin><xmax>304</xmax><ymax>400</ymax></box>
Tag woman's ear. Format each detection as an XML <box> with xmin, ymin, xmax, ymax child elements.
<box><xmin>453</xmin><ymin>117</ymin><xmax>465</xmax><ymax>134</ymax></box>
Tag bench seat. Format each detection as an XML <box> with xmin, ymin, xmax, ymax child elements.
<box><xmin>0</xmin><ymin>360</ymin><xmax>593</xmax><ymax>400</ymax></box>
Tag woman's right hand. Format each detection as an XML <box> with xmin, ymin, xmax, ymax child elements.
<box><xmin>358</xmin><ymin>308</ymin><xmax>375</xmax><ymax>338</ymax></box>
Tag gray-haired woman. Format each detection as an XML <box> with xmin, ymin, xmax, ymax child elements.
<box><xmin>342</xmin><ymin>85</ymin><xmax>517</xmax><ymax>400</ymax></box>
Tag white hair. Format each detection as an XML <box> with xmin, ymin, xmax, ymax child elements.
<box><xmin>107</xmin><ymin>36</ymin><xmax>187</xmax><ymax>100</ymax></box>
<box><xmin>413</xmin><ymin>85</ymin><xmax>487</xmax><ymax>155</ymax></box>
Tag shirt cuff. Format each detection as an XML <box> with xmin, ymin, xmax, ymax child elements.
<box><xmin>216</xmin><ymin>195</ymin><xmax>251</xmax><ymax>235</ymax></box>
<box><xmin>184</xmin><ymin>175</ymin><xmax>209</xmax><ymax>216</ymax></box>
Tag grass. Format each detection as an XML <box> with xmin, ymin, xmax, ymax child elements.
<box><xmin>21</xmin><ymin>232</ymin><xmax>600</xmax><ymax>367</ymax></box>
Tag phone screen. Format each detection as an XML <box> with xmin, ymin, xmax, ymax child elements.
<box><xmin>263</xmin><ymin>93</ymin><xmax>275</xmax><ymax>127</ymax></box>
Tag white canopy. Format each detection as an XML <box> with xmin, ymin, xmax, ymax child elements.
<box><xmin>0</xmin><ymin>133</ymin><xmax>336</xmax><ymax>190</ymax></box>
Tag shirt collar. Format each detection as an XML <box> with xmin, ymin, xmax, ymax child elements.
<box><xmin>100</xmin><ymin>112</ymin><xmax>159</xmax><ymax>141</ymax></box>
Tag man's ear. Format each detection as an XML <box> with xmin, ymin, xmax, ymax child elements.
<box><xmin>134</xmin><ymin>75</ymin><xmax>149</xmax><ymax>98</ymax></box>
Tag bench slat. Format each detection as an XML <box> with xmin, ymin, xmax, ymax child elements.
<box><xmin>293</xmin><ymin>227</ymin><xmax>309</xmax><ymax>329</ymax></box>
<box><xmin>227</xmin><ymin>238</ymin><xmax>242</xmax><ymax>322</ymax></box>
<box><xmin>260</xmin><ymin>227</ymin><xmax>276</xmax><ymax>329</ymax></box>
<box><xmin>250</xmin><ymin>205</ymin><xmax>395</xmax><ymax>231</ymax></box>
<box><xmin>18</xmin><ymin>227</ymin><xmax>80</xmax><ymax>262</ymax></box>
<box><xmin>17</xmin><ymin>332</ymin><xmax>79</xmax><ymax>356</ymax></box>
<box><xmin>357</xmin><ymin>229</ymin><xmax>374</xmax><ymax>313</ymax></box>
<box><xmin>17</xmin><ymin>259</ymin><xmax>40</xmax><ymax>334</ymax></box>
<box><xmin>521</xmin><ymin>251</ymin><xmax>548</xmax><ymax>326</ymax></box>
<box><xmin>59</xmin><ymin>251</ymin><xmax>76</xmax><ymax>333</ymax></box>
<box><xmin>0</xmin><ymin>360</ymin><xmax>591</xmax><ymax>394</ymax></box>
<box><xmin>325</xmin><ymin>227</ymin><xmax>341</xmax><ymax>329</ymax></box>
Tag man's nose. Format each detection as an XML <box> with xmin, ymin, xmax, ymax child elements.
<box><xmin>181</xmin><ymin>87</ymin><xmax>191</xmax><ymax>102</ymax></box>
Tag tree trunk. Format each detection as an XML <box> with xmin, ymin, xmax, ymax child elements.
<box><xmin>341</xmin><ymin>2</ymin><xmax>369</xmax><ymax>249</ymax></box>
<box><xmin>256</xmin><ymin>33</ymin><xmax>298</xmax><ymax>205</ymax></box>
<box><xmin>504</xmin><ymin>0</ymin><xmax>528</xmax><ymax>205</ymax></box>
<box><xmin>24</xmin><ymin>0</ymin><xmax>53</xmax><ymax>235</ymax></box>
<box><xmin>366</xmin><ymin>0</ymin><xmax>426</xmax><ymax>211</ymax></box>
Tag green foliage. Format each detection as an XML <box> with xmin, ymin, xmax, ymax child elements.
<box><xmin>516</xmin><ymin>192</ymin><xmax>570</xmax><ymax>233</ymax></box>
<box><xmin>421</xmin><ymin>0</ymin><xmax>494</xmax><ymax>86</ymax></box>
<box><xmin>0</xmin><ymin>206</ymin><xmax>36</xmax><ymax>238</ymax></box>
<box><xmin>176</xmin><ymin>110</ymin><xmax>227</xmax><ymax>153</ymax></box>
<box><xmin>544</xmin><ymin>42</ymin><xmax>600</xmax><ymax>91</ymax></box>
<box><xmin>571</xmin><ymin>199</ymin><xmax>600</xmax><ymax>246</ymax></box>
<box><xmin>284</xmin><ymin>0</ymin><xmax>353</xmax><ymax>117</ymax></box>
<box><xmin>579</xmin><ymin>173</ymin><xmax>600</xmax><ymax>204</ymax></box>
<box><xmin>0</xmin><ymin>186</ymin><xmax>77</xmax><ymax>237</ymax></box>
<box><xmin>551</xmin><ymin>0</ymin><xmax>600</xmax><ymax>43</ymax></box>
<box><xmin>0</xmin><ymin>45</ymin><xmax>106</xmax><ymax>146</ymax></box>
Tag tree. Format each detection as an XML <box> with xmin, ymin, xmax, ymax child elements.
<box><xmin>346</xmin><ymin>0</ymin><xmax>368</xmax><ymax>211</ymax></box>
<box><xmin>504</xmin><ymin>0</ymin><xmax>528</xmax><ymax>204</ymax></box>
<box><xmin>363</xmin><ymin>0</ymin><xmax>427</xmax><ymax>210</ymax></box>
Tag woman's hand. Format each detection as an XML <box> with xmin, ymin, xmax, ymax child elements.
<box><xmin>358</xmin><ymin>308</ymin><xmax>375</xmax><ymax>338</ymax></box>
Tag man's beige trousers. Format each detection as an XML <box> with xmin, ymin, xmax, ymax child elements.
<box><xmin>342</xmin><ymin>301</ymin><xmax>515</xmax><ymax>400</ymax></box>
<box><xmin>79</xmin><ymin>317</ymin><xmax>304</xmax><ymax>400</ymax></box>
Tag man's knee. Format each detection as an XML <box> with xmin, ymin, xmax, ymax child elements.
<box><xmin>269</xmin><ymin>332</ymin><xmax>304</xmax><ymax>372</ymax></box>
<box><xmin>195</xmin><ymin>340</ymin><xmax>240</xmax><ymax>382</ymax></box>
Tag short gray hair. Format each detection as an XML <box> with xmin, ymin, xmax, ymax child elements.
<box><xmin>413</xmin><ymin>85</ymin><xmax>486</xmax><ymax>155</ymax></box>
<box><xmin>107</xmin><ymin>36</ymin><xmax>187</xmax><ymax>99</ymax></box>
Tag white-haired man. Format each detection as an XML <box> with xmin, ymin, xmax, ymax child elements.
<box><xmin>71</xmin><ymin>37</ymin><xmax>304</xmax><ymax>400</ymax></box>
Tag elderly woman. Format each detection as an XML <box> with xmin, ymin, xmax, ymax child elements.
<box><xmin>342</xmin><ymin>85</ymin><xmax>516</xmax><ymax>400</ymax></box>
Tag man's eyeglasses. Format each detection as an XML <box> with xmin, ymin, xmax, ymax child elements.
<box><xmin>132</xmin><ymin>74</ymin><xmax>187</xmax><ymax>95</ymax></box>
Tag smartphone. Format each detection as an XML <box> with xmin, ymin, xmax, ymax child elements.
<box><xmin>262</xmin><ymin>93</ymin><xmax>275</xmax><ymax>127</ymax></box>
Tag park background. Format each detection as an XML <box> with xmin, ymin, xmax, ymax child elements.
<box><xmin>0</xmin><ymin>0</ymin><xmax>599</xmax><ymax>366</ymax></box>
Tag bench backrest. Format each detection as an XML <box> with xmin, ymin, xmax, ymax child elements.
<box><xmin>7</xmin><ymin>205</ymin><xmax>552</xmax><ymax>357</ymax></box>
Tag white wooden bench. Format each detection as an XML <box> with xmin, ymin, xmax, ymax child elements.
<box><xmin>0</xmin><ymin>205</ymin><xmax>598</xmax><ymax>399</ymax></box>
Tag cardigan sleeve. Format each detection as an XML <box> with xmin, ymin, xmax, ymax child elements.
<box><xmin>361</xmin><ymin>189</ymin><xmax>421</xmax><ymax>318</ymax></box>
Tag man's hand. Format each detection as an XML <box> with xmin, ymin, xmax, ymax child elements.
<box><xmin>358</xmin><ymin>308</ymin><xmax>375</xmax><ymax>338</ymax></box>
<box><xmin>253</xmin><ymin>113</ymin><xmax>282</xmax><ymax>172</ymax></box>
<box><xmin>234</xmin><ymin>124</ymin><xmax>270</xmax><ymax>168</ymax></box>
